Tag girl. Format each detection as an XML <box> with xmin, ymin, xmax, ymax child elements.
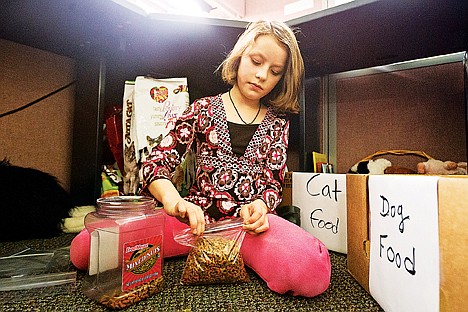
<box><xmin>71</xmin><ymin>20</ymin><xmax>331</xmax><ymax>297</ymax></box>
<box><xmin>142</xmin><ymin>20</ymin><xmax>304</xmax><ymax>236</ymax></box>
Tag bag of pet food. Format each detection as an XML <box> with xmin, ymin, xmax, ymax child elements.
<box><xmin>174</xmin><ymin>218</ymin><xmax>250</xmax><ymax>285</ymax></box>
<box><xmin>133</xmin><ymin>76</ymin><xmax>189</xmax><ymax>163</ymax></box>
<box><xmin>122</xmin><ymin>80</ymin><xmax>139</xmax><ymax>195</ymax></box>
<box><xmin>122</xmin><ymin>77</ymin><xmax>190</xmax><ymax>195</ymax></box>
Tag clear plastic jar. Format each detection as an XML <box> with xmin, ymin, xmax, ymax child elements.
<box><xmin>83</xmin><ymin>196</ymin><xmax>164</xmax><ymax>310</ymax></box>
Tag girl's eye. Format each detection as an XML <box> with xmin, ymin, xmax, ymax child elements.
<box><xmin>251</xmin><ymin>58</ymin><xmax>261</xmax><ymax>65</ymax></box>
<box><xmin>271</xmin><ymin>70</ymin><xmax>281</xmax><ymax>76</ymax></box>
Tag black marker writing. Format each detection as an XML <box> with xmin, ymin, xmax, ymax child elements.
<box><xmin>379</xmin><ymin>234</ymin><xmax>416</xmax><ymax>275</ymax></box>
<box><xmin>380</xmin><ymin>195</ymin><xmax>410</xmax><ymax>233</ymax></box>
<box><xmin>310</xmin><ymin>208</ymin><xmax>339</xmax><ymax>234</ymax></box>
<box><xmin>306</xmin><ymin>174</ymin><xmax>342</xmax><ymax>202</ymax></box>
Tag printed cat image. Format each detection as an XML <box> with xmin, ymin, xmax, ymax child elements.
<box><xmin>123</xmin><ymin>142</ymin><xmax>139</xmax><ymax>195</ymax></box>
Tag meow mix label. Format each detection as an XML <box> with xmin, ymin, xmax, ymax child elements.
<box><xmin>122</xmin><ymin>235</ymin><xmax>162</xmax><ymax>292</ymax></box>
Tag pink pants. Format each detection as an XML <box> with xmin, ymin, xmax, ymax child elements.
<box><xmin>70</xmin><ymin>212</ymin><xmax>331</xmax><ymax>297</ymax></box>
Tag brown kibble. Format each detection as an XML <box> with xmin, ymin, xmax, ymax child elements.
<box><xmin>180</xmin><ymin>236</ymin><xmax>250</xmax><ymax>285</ymax></box>
<box><xmin>98</xmin><ymin>276</ymin><xmax>164</xmax><ymax>310</ymax></box>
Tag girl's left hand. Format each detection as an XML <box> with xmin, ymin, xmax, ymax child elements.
<box><xmin>240</xmin><ymin>199</ymin><xmax>270</xmax><ymax>234</ymax></box>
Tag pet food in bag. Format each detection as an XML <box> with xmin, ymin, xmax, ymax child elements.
<box><xmin>174</xmin><ymin>218</ymin><xmax>250</xmax><ymax>285</ymax></box>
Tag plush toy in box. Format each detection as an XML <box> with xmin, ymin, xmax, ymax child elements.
<box><xmin>348</xmin><ymin>150</ymin><xmax>467</xmax><ymax>175</ymax></box>
<box><xmin>417</xmin><ymin>159</ymin><xmax>467</xmax><ymax>175</ymax></box>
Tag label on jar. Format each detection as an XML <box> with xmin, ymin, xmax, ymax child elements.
<box><xmin>122</xmin><ymin>235</ymin><xmax>162</xmax><ymax>292</ymax></box>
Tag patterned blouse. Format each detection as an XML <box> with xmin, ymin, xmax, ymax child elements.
<box><xmin>140</xmin><ymin>94</ymin><xmax>290</xmax><ymax>222</ymax></box>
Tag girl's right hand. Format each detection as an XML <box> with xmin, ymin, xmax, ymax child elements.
<box><xmin>167</xmin><ymin>198</ymin><xmax>205</xmax><ymax>236</ymax></box>
<box><xmin>148</xmin><ymin>179</ymin><xmax>205</xmax><ymax>236</ymax></box>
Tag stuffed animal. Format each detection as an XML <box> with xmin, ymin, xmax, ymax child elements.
<box><xmin>384</xmin><ymin>165</ymin><xmax>417</xmax><ymax>174</ymax></box>
<box><xmin>71</xmin><ymin>211</ymin><xmax>331</xmax><ymax>297</ymax></box>
<box><xmin>61</xmin><ymin>205</ymin><xmax>96</xmax><ymax>233</ymax></box>
<box><xmin>417</xmin><ymin>159</ymin><xmax>467</xmax><ymax>175</ymax></box>
<box><xmin>349</xmin><ymin>158</ymin><xmax>392</xmax><ymax>174</ymax></box>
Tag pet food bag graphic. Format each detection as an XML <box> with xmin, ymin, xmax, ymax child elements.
<box><xmin>122</xmin><ymin>76</ymin><xmax>189</xmax><ymax>194</ymax></box>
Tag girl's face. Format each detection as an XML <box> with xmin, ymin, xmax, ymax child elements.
<box><xmin>236</xmin><ymin>34</ymin><xmax>288</xmax><ymax>103</ymax></box>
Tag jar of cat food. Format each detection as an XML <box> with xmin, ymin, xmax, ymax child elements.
<box><xmin>83</xmin><ymin>196</ymin><xmax>164</xmax><ymax>310</ymax></box>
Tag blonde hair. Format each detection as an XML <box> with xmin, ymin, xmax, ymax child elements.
<box><xmin>219</xmin><ymin>20</ymin><xmax>304</xmax><ymax>113</ymax></box>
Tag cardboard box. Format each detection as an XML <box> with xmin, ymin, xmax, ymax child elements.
<box><xmin>346</xmin><ymin>174</ymin><xmax>370</xmax><ymax>292</ymax></box>
<box><xmin>282</xmin><ymin>172</ymin><xmax>347</xmax><ymax>254</ymax></box>
<box><xmin>346</xmin><ymin>174</ymin><xmax>468</xmax><ymax>312</ymax></box>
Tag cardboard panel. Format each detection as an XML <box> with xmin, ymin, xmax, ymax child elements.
<box><xmin>346</xmin><ymin>174</ymin><xmax>370</xmax><ymax>292</ymax></box>
<box><xmin>438</xmin><ymin>177</ymin><xmax>468</xmax><ymax>311</ymax></box>
<box><xmin>368</xmin><ymin>175</ymin><xmax>440</xmax><ymax>312</ymax></box>
<box><xmin>0</xmin><ymin>39</ymin><xmax>75</xmax><ymax>191</ymax></box>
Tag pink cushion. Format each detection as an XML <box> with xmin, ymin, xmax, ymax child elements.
<box><xmin>241</xmin><ymin>214</ymin><xmax>331</xmax><ymax>297</ymax></box>
<box><xmin>69</xmin><ymin>229</ymin><xmax>90</xmax><ymax>271</ymax></box>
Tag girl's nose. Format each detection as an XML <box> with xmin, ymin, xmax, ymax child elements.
<box><xmin>255</xmin><ymin>67</ymin><xmax>268</xmax><ymax>80</ymax></box>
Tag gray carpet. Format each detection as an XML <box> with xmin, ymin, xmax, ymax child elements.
<box><xmin>0</xmin><ymin>234</ymin><xmax>383</xmax><ymax>311</ymax></box>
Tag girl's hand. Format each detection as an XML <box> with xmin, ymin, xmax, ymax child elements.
<box><xmin>148</xmin><ymin>179</ymin><xmax>205</xmax><ymax>235</ymax></box>
<box><xmin>240</xmin><ymin>199</ymin><xmax>269</xmax><ymax>234</ymax></box>
<box><xmin>166</xmin><ymin>198</ymin><xmax>205</xmax><ymax>236</ymax></box>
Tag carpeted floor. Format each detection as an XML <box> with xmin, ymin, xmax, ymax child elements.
<box><xmin>0</xmin><ymin>234</ymin><xmax>383</xmax><ymax>311</ymax></box>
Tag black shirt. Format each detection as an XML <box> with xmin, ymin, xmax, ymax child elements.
<box><xmin>227</xmin><ymin>121</ymin><xmax>259</xmax><ymax>157</ymax></box>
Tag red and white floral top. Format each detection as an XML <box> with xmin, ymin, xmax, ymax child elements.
<box><xmin>140</xmin><ymin>94</ymin><xmax>290</xmax><ymax>222</ymax></box>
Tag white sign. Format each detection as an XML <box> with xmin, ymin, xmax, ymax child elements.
<box><xmin>369</xmin><ymin>175</ymin><xmax>440</xmax><ymax>312</ymax></box>
<box><xmin>292</xmin><ymin>173</ymin><xmax>347</xmax><ymax>253</ymax></box>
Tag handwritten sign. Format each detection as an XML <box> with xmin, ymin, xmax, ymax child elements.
<box><xmin>368</xmin><ymin>175</ymin><xmax>440</xmax><ymax>312</ymax></box>
<box><xmin>292</xmin><ymin>173</ymin><xmax>347</xmax><ymax>253</ymax></box>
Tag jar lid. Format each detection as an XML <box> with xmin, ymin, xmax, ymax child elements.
<box><xmin>96</xmin><ymin>196</ymin><xmax>155</xmax><ymax>214</ymax></box>
<box><xmin>97</xmin><ymin>196</ymin><xmax>154</xmax><ymax>205</ymax></box>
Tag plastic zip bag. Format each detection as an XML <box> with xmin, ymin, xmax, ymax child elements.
<box><xmin>0</xmin><ymin>246</ymin><xmax>76</xmax><ymax>301</ymax></box>
<box><xmin>174</xmin><ymin>218</ymin><xmax>250</xmax><ymax>285</ymax></box>
<box><xmin>0</xmin><ymin>246</ymin><xmax>72</xmax><ymax>279</ymax></box>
